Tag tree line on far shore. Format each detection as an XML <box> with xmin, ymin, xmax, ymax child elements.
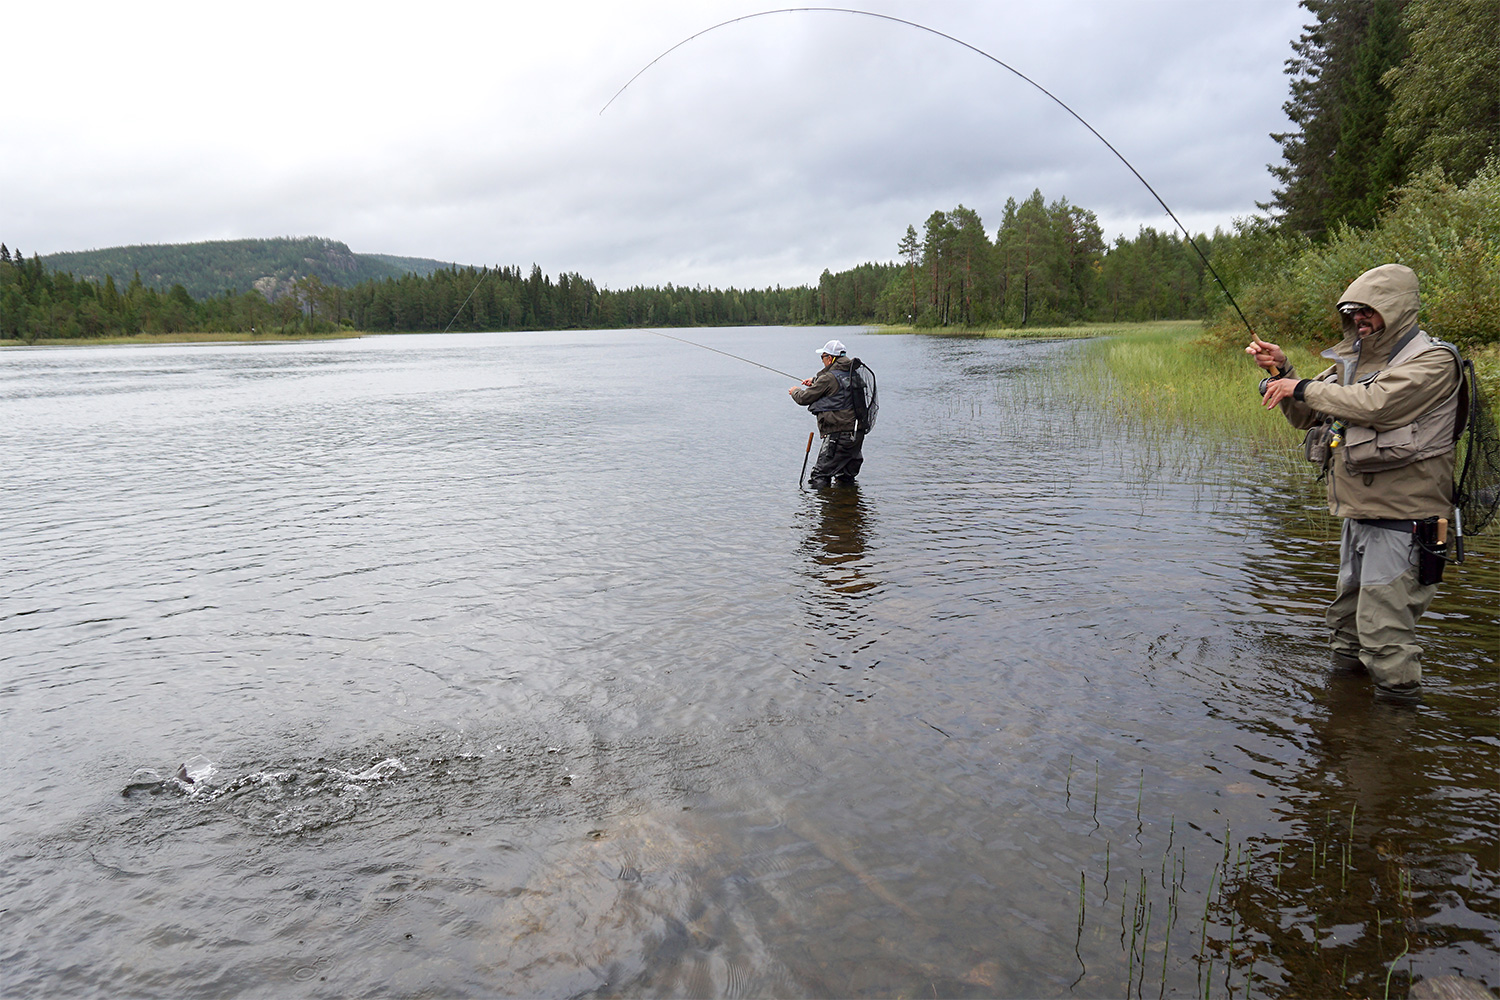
<box><xmin>0</xmin><ymin>213</ymin><xmax>1221</xmax><ymax>343</ymax></box>
<box><xmin>818</xmin><ymin>195</ymin><xmax>1225</xmax><ymax>330</ymax></box>
<box><xmin>0</xmin><ymin>247</ymin><xmax>827</xmax><ymax>341</ymax></box>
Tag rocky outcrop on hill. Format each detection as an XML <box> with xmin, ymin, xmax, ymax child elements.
<box><xmin>39</xmin><ymin>237</ymin><xmax>456</xmax><ymax>300</ymax></box>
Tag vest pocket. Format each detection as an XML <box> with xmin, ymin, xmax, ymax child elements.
<box><xmin>1342</xmin><ymin>423</ymin><xmax>1416</xmax><ymax>473</ymax></box>
<box><xmin>1304</xmin><ymin>421</ymin><xmax>1333</xmax><ymax>466</ymax></box>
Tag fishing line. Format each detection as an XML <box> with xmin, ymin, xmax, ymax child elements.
<box><xmin>651</xmin><ymin>332</ymin><xmax>817</xmax><ymax>492</ymax></box>
<box><xmin>602</xmin><ymin>6</ymin><xmax>1258</xmax><ymax>338</ymax></box>
<box><xmin>436</xmin><ymin>275</ymin><xmax>804</xmax><ymax>381</ymax></box>
<box><xmin>647</xmin><ymin>329</ymin><xmax>802</xmax><ymax>380</ymax></box>
<box><xmin>443</xmin><ymin>266</ymin><xmax>493</xmax><ymax>334</ymax></box>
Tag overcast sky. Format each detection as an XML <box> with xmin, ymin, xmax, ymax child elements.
<box><xmin>4</xmin><ymin>0</ymin><xmax>1308</xmax><ymax>290</ymax></box>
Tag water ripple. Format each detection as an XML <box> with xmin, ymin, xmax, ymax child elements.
<box><xmin>2</xmin><ymin>329</ymin><xmax>1494</xmax><ymax>997</ymax></box>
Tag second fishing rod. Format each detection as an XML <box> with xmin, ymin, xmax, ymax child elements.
<box><xmin>646</xmin><ymin>329</ymin><xmax>802</xmax><ymax>381</ymax></box>
<box><xmin>651</xmin><ymin>329</ymin><xmax>877</xmax><ymax>490</ymax></box>
<box><xmin>647</xmin><ymin>329</ymin><xmax>821</xmax><ymax>489</ymax></box>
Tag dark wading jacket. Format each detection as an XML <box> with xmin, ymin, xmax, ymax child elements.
<box><xmin>791</xmin><ymin>356</ymin><xmax>857</xmax><ymax>437</ymax></box>
<box><xmin>1275</xmin><ymin>264</ymin><xmax>1462</xmax><ymax>520</ymax></box>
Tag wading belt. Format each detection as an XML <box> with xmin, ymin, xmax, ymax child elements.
<box><xmin>1355</xmin><ymin>518</ymin><xmax>1418</xmax><ymax>533</ymax></box>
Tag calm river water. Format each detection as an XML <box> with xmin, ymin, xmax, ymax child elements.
<box><xmin>1</xmin><ymin>328</ymin><xmax>1495</xmax><ymax>998</ymax></box>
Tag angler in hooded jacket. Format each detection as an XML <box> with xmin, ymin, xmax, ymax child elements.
<box><xmin>790</xmin><ymin>339</ymin><xmax>863</xmax><ymax>488</ymax></box>
<box><xmin>1249</xmin><ymin>264</ymin><xmax>1463</xmax><ymax>703</ymax></box>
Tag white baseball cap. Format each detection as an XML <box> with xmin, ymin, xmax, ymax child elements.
<box><xmin>817</xmin><ymin>340</ymin><xmax>847</xmax><ymax>357</ymax></box>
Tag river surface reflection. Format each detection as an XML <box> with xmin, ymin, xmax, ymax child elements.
<box><xmin>1</xmin><ymin>328</ymin><xmax>1495</xmax><ymax>998</ymax></box>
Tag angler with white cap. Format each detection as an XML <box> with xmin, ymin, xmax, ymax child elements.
<box><xmin>789</xmin><ymin>339</ymin><xmax>865</xmax><ymax>488</ymax></box>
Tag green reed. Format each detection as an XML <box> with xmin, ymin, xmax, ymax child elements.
<box><xmin>1384</xmin><ymin>939</ymin><xmax>1410</xmax><ymax>1000</ymax></box>
<box><xmin>1063</xmin><ymin>767</ymin><xmax>1453</xmax><ymax>999</ymax></box>
<box><xmin>991</xmin><ymin>320</ymin><xmax>1318</xmax><ymax>501</ymax></box>
<box><xmin>1069</xmin><ymin>323</ymin><xmax>1321</xmax><ymax>441</ymax></box>
<box><xmin>873</xmin><ymin>323</ymin><xmax>1105</xmax><ymax>340</ymax></box>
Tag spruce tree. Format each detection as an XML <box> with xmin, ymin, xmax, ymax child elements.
<box><xmin>897</xmin><ymin>225</ymin><xmax>920</xmax><ymax>324</ymax></box>
<box><xmin>1265</xmin><ymin>0</ymin><xmax>1406</xmax><ymax>238</ymax></box>
<box><xmin>1018</xmin><ymin>191</ymin><xmax>1058</xmax><ymax>326</ymax></box>
<box><xmin>1323</xmin><ymin>0</ymin><xmax>1408</xmax><ymax>231</ymax></box>
<box><xmin>921</xmin><ymin>211</ymin><xmax>955</xmax><ymax>325</ymax></box>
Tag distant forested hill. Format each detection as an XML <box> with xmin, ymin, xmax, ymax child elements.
<box><xmin>39</xmin><ymin>237</ymin><xmax>456</xmax><ymax>300</ymax></box>
<box><xmin>8</xmin><ymin>185</ymin><xmax>1242</xmax><ymax>342</ymax></box>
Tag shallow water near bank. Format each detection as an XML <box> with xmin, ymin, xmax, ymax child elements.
<box><xmin>2</xmin><ymin>327</ymin><xmax>1495</xmax><ymax>998</ymax></box>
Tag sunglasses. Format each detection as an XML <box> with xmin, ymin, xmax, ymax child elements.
<box><xmin>1339</xmin><ymin>304</ymin><xmax>1377</xmax><ymax>318</ymax></box>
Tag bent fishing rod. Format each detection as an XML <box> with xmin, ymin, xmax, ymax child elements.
<box><xmin>601</xmin><ymin>6</ymin><xmax>1259</xmax><ymax>342</ymax></box>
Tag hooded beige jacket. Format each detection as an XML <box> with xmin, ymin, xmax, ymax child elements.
<box><xmin>1276</xmin><ymin>264</ymin><xmax>1462</xmax><ymax>520</ymax></box>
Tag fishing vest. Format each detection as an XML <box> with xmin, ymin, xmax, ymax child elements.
<box><xmin>1329</xmin><ymin>329</ymin><xmax>1463</xmax><ymax>475</ymax></box>
<box><xmin>807</xmin><ymin>367</ymin><xmax>854</xmax><ymax>414</ymax></box>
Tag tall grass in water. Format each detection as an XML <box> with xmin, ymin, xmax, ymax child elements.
<box><xmin>874</xmin><ymin>322</ymin><xmax>1111</xmax><ymax>340</ymax></box>
<box><xmin>1057</xmin><ymin>321</ymin><xmax>1316</xmax><ymax>447</ymax></box>
<box><xmin>1072</xmin><ymin>323</ymin><xmax>1500</xmax><ymax>438</ymax></box>
<box><xmin>991</xmin><ymin>320</ymin><xmax>1326</xmax><ymax>522</ymax></box>
<box><xmin>1062</xmin><ymin>763</ymin><xmax>1471</xmax><ymax>999</ymax></box>
<box><xmin>1034</xmin><ymin>323</ymin><xmax>1500</xmax><ymax>537</ymax></box>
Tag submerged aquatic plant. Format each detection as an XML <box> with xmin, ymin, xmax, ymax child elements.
<box><xmin>1059</xmin><ymin>760</ymin><xmax>1490</xmax><ymax>999</ymax></box>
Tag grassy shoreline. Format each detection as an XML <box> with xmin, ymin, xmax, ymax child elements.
<box><xmin>868</xmin><ymin>320</ymin><xmax>1195</xmax><ymax>340</ymax></box>
<box><xmin>886</xmin><ymin>319</ymin><xmax>1499</xmax><ymax>431</ymax></box>
<box><xmin>7</xmin><ymin>321</ymin><xmax>1495</xmax><ymax>399</ymax></box>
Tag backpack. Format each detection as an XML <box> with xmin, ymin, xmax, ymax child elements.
<box><xmin>849</xmin><ymin>358</ymin><xmax>878</xmax><ymax>437</ymax></box>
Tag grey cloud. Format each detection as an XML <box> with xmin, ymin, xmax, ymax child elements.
<box><xmin>4</xmin><ymin>0</ymin><xmax>1305</xmax><ymax>291</ymax></box>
